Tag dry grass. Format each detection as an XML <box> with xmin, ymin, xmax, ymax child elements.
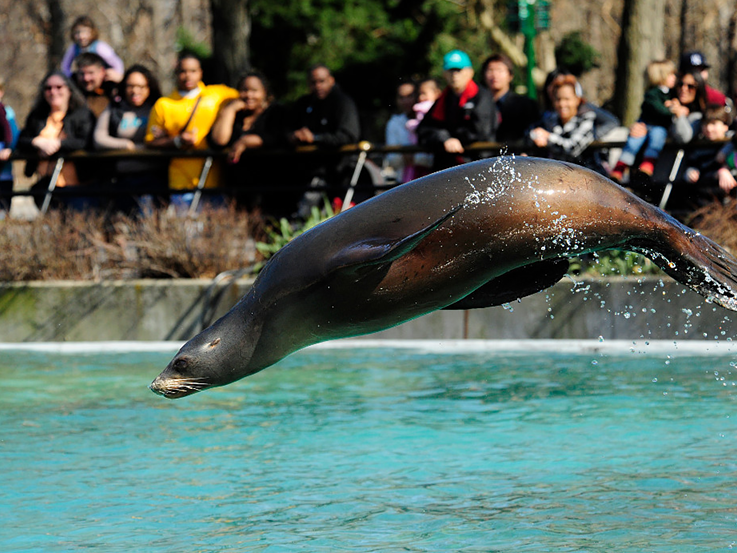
<box><xmin>2</xmin><ymin>199</ymin><xmax>735</xmax><ymax>283</ymax></box>
<box><xmin>687</xmin><ymin>200</ymin><xmax>737</xmax><ymax>254</ymax></box>
<box><xmin>0</xmin><ymin>204</ymin><xmax>266</xmax><ymax>281</ymax></box>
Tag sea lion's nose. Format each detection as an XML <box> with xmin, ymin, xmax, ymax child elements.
<box><xmin>149</xmin><ymin>376</ymin><xmax>167</xmax><ymax>396</ymax></box>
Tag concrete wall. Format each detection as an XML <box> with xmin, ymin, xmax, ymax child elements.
<box><xmin>0</xmin><ymin>279</ymin><xmax>251</xmax><ymax>342</ymax></box>
<box><xmin>0</xmin><ymin>276</ymin><xmax>732</xmax><ymax>342</ymax></box>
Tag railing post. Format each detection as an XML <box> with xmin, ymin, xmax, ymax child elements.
<box><xmin>40</xmin><ymin>157</ymin><xmax>65</xmax><ymax>215</ymax></box>
<box><xmin>658</xmin><ymin>149</ymin><xmax>685</xmax><ymax>211</ymax></box>
<box><xmin>188</xmin><ymin>156</ymin><xmax>214</xmax><ymax>216</ymax></box>
<box><xmin>342</xmin><ymin>142</ymin><xmax>370</xmax><ymax>212</ymax></box>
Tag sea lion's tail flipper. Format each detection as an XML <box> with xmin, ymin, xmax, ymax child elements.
<box><xmin>328</xmin><ymin>205</ymin><xmax>461</xmax><ymax>274</ymax></box>
<box><xmin>443</xmin><ymin>258</ymin><xmax>570</xmax><ymax>310</ymax></box>
<box><xmin>632</xmin><ymin>226</ymin><xmax>737</xmax><ymax>312</ymax></box>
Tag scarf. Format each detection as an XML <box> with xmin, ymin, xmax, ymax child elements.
<box><xmin>430</xmin><ymin>80</ymin><xmax>479</xmax><ymax>121</ymax></box>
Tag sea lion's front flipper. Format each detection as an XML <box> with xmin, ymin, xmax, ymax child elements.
<box><xmin>327</xmin><ymin>205</ymin><xmax>461</xmax><ymax>274</ymax></box>
<box><xmin>443</xmin><ymin>258</ymin><xmax>570</xmax><ymax>310</ymax></box>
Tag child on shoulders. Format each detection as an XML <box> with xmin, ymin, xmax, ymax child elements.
<box><xmin>61</xmin><ymin>16</ymin><xmax>124</xmax><ymax>83</ymax></box>
<box><xmin>610</xmin><ymin>59</ymin><xmax>677</xmax><ymax>181</ymax></box>
<box><xmin>405</xmin><ymin>78</ymin><xmax>441</xmax><ymax>181</ymax></box>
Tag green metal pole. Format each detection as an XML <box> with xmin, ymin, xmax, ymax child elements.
<box><xmin>520</xmin><ymin>0</ymin><xmax>537</xmax><ymax>100</ymax></box>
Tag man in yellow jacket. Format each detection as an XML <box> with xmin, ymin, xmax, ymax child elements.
<box><xmin>145</xmin><ymin>52</ymin><xmax>237</xmax><ymax>208</ymax></box>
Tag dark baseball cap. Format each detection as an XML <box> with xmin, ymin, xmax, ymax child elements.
<box><xmin>680</xmin><ymin>51</ymin><xmax>710</xmax><ymax>71</ymax></box>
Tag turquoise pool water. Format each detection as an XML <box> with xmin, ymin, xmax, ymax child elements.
<box><xmin>2</xmin><ymin>341</ymin><xmax>737</xmax><ymax>552</ymax></box>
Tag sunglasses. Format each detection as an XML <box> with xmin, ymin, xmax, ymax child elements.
<box><xmin>677</xmin><ymin>82</ymin><xmax>697</xmax><ymax>91</ymax></box>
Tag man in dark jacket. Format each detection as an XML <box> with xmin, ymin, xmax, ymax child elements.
<box><xmin>288</xmin><ymin>64</ymin><xmax>361</xmax><ymax>215</ymax></box>
<box><xmin>288</xmin><ymin>64</ymin><xmax>360</xmax><ymax>148</ymax></box>
<box><xmin>418</xmin><ymin>50</ymin><xmax>497</xmax><ymax>171</ymax></box>
<box><xmin>481</xmin><ymin>53</ymin><xmax>540</xmax><ymax>144</ymax></box>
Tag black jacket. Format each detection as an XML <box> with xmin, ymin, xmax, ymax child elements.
<box><xmin>18</xmin><ymin>105</ymin><xmax>95</xmax><ymax>176</ymax></box>
<box><xmin>214</xmin><ymin>102</ymin><xmax>288</xmax><ymax>150</ymax></box>
<box><xmin>288</xmin><ymin>85</ymin><xmax>360</xmax><ymax>147</ymax></box>
<box><xmin>496</xmin><ymin>91</ymin><xmax>540</xmax><ymax>143</ymax></box>
<box><xmin>417</xmin><ymin>82</ymin><xmax>497</xmax><ymax>169</ymax></box>
<box><xmin>18</xmin><ymin>105</ymin><xmax>94</xmax><ymax>153</ymax></box>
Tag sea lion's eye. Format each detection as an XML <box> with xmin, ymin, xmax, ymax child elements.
<box><xmin>173</xmin><ymin>358</ymin><xmax>188</xmax><ymax>372</ymax></box>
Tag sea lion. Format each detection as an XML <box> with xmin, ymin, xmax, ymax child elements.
<box><xmin>150</xmin><ymin>156</ymin><xmax>737</xmax><ymax>398</ymax></box>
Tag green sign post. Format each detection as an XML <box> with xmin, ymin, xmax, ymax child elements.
<box><xmin>520</xmin><ymin>0</ymin><xmax>537</xmax><ymax>100</ymax></box>
<box><xmin>508</xmin><ymin>0</ymin><xmax>550</xmax><ymax>100</ymax></box>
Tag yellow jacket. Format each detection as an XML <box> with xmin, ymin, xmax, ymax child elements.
<box><xmin>146</xmin><ymin>82</ymin><xmax>238</xmax><ymax>190</ymax></box>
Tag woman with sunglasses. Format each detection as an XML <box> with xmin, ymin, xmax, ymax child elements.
<box><xmin>667</xmin><ymin>69</ymin><xmax>708</xmax><ymax>144</ymax></box>
<box><xmin>18</xmin><ymin>70</ymin><xmax>94</xmax><ymax>209</ymax></box>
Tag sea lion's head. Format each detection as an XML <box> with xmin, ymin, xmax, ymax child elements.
<box><xmin>149</xmin><ymin>309</ymin><xmax>266</xmax><ymax>399</ymax></box>
<box><xmin>149</xmin><ymin>280</ymin><xmax>310</xmax><ymax>399</ymax></box>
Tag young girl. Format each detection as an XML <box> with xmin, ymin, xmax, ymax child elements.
<box><xmin>383</xmin><ymin>80</ymin><xmax>417</xmax><ymax>183</ymax></box>
<box><xmin>405</xmin><ymin>78</ymin><xmax>441</xmax><ymax>180</ymax></box>
<box><xmin>61</xmin><ymin>16</ymin><xmax>124</xmax><ymax>82</ymax></box>
<box><xmin>610</xmin><ymin>59</ymin><xmax>677</xmax><ymax>181</ymax></box>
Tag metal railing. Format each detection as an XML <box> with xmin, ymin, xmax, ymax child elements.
<box><xmin>6</xmin><ymin>136</ymin><xmax>728</xmax><ymax>215</ymax></box>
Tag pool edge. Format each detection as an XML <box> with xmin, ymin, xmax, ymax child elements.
<box><xmin>0</xmin><ymin>339</ymin><xmax>734</xmax><ymax>356</ymax></box>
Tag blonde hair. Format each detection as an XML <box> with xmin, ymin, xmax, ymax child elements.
<box><xmin>646</xmin><ymin>60</ymin><xmax>676</xmax><ymax>87</ymax></box>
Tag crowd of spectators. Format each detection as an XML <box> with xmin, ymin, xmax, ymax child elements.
<box><xmin>1</xmin><ymin>15</ymin><xmax>735</xmax><ymax>220</ymax></box>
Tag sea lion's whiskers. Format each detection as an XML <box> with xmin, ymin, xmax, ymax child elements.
<box><xmin>158</xmin><ymin>378</ymin><xmax>210</xmax><ymax>396</ymax></box>
<box><xmin>173</xmin><ymin>379</ymin><xmax>208</xmax><ymax>390</ymax></box>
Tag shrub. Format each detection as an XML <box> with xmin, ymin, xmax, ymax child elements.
<box><xmin>0</xmin><ymin>204</ymin><xmax>264</xmax><ymax>281</ymax></box>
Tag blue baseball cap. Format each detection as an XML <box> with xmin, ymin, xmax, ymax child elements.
<box><xmin>443</xmin><ymin>50</ymin><xmax>472</xmax><ymax>71</ymax></box>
